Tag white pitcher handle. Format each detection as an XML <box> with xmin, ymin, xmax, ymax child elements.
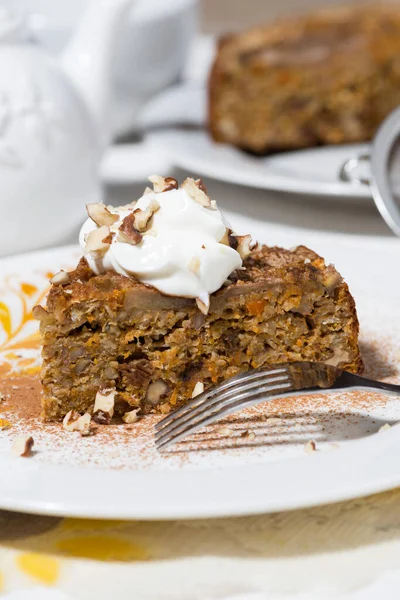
<box><xmin>338</xmin><ymin>153</ymin><xmax>371</xmax><ymax>186</ymax></box>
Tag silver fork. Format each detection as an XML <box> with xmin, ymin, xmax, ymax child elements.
<box><xmin>155</xmin><ymin>361</ymin><xmax>400</xmax><ymax>451</ymax></box>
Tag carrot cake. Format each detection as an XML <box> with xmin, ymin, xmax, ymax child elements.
<box><xmin>34</xmin><ymin>176</ymin><xmax>363</xmax><ymax>423</ymax></box>
<box><xmin>209</xmin><ymin>5</ymin><xmax>400</xmax><ymax>153</ymax></box>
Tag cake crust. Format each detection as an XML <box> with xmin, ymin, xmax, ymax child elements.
<box><xmin>36</xmin><ymin>245</ymin><xmax>363</xmax><ymax>421</ymax></box>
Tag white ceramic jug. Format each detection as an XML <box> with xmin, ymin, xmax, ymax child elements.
<box><xmin>0</xmin><ymin>0</ymin><xmax>133</xmax><ymax>256</ymax></box>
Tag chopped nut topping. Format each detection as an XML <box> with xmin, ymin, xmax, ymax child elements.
<box><xmin>63</xmin><ymin>410</ymin><xmax>81</xmax><ymax>431</ymax></box>
<box><xmin>196</xmin><ymin>296</ymin><xmax>209</xmax><ymax>315</ymax></box>
<box><xmin>143</xmin><ymin>186</ymin><xmax>153</xmax><ymax>195</ymax></box>
<box><xmin>118</xmin><ymin>213</ymin><xmax>142</xmax><ymax>245</ymax></box>
<box><xmin>148</xmin><ymin>175</ymin><xmax>178</xmax><ymax>193</ymax></box>
<box><xmin>182</xmin><ymin>177</ymin><xmax>211</xmax><ymax>207</ymax></box>
<box><xmin>93</xmin><ymin>387</ymin><xmax>115</xmax><ymax>425</ymax></box>
<box><xmin>379</xmin><ymin>423</ymin><xmax>392</xmax><ymax>433</ymax></box>
<box><xmin>102</xmin><ymin>231</ymin><xmax>115</xmax><ymax>244</ymax></box>
<box><xmin>304</xmin><ymin>440</ymin><xmax>316</xmax><ymax>454</ymax></box>
<box><xmin>12</xmin><ymin>435</ymin><xmax>34</xmax><ymax>457</ymax></box>
<box><xmin>304</xmin><ymin>258</ymin><xmax>311</xmax><ymax>264</ymax></box>
<box><xmin>0</xmin><ymin>391</ymin><xmax>4</xmax><ymax>403</ymax></box>
<box><xmin>188</xmin><ymin>256</ymin><xmax>201</xmax><ymax>274</ymax></box>
<box><xmin>192</xmin><ymin>381</ymin><xmax>204</xmax><ymax>398</ymax></box>
<box><xmin>133</xmin><ymin>198</ymin><xmax>160</xmax><ymax>232</ymax></box>
<box><xmin>219</xmin><ymin>228</ymin><xmax>238</xmax><ymax>249</ymax></box>
<box><xmin>85</xmin><ymin>225</ymin><xmax>111</xmax><ymax>254</ymax></box>
<box><xmin>122</xmin><ymin>409</ymin><xmax>140</xmax><ymax>424</ymax></box>
<box><xmin>86</xmin><ymin>203</ymin><xmax>119</xmax><ymax>227</ymax></box>
<box><xmin>146</xmin><ymin>380</ymin><xmax>168</xmax><ymax>406</ymax></box>
<box><xmin>210</xmin><ymin>200</ymin><xmax>217</xmax><ymax>210</ymax></box>
<box><xmin>50</xmin><ymin>270</ymin><xmax>70</xmax><ymax>285</ymax></box>
<box><xmin>235</xmin><ymin>234</ymin><xmax>258</xmax><ymax>259</ymax></box>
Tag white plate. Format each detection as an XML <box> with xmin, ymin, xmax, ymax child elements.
<box><xmin>101</xmin><ymin>84</ymin><xmax>373</xmax><ymax>198</ymax></box>
<box><xmin>0</xmin><ymin>233</ymin><xmax>399</xmax><ymax>520</ymax></box>
<box><xmin>146</xmin><ymin>129</ymin><xmax>372</xmax><ymax>199</ymax></box>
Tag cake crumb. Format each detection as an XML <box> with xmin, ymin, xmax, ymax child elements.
<box><xmin>0</xmin><ymin>392</ymin><xmax>5</xmax><ymax>403</ymax></box>
<box><xmin>0</xmin><ymin>418</ymin><xmax>11</xmax><ymax>430</ymax></box>
<box><xmin>304</xmin><ymin>440</ymin><xmax>316</xmax><ymax>454</ymax></box>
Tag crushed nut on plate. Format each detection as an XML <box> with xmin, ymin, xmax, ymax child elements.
<box><xmin>93</xmin><ymin>387</ymin><xmax>115</xmax><ymax>425</ymax></box>
<box><xmin>63</xmin><ymin>411</ymin><xmax>92</xmax><ymax>436</ymax></box>
<box><xmin>12</xmin><ymin>435</ymin><xmax>34</xmax><ymax>457</ymax></box>
<box><xmin>122</xmin><ymin>409</ymin><xmax>140</xmax><ymax>424</ymax></box>
<box><xmin>379</xmin><ymin>423</ymin><xmax>392</xmax><ymax>432</ymax></box>
<box><xmin>304</xmin><ymin>440</ymin><xmax>316</xmax><ymax>454</ymax></box>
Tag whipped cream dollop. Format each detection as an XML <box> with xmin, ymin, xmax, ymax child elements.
<box><xmin>79</xmin><ymin>177</ymin><xmax>245</xmax><ymax>311</ymax></box>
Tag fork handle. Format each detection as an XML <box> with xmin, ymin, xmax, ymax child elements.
<box><xmin>335</xmin><ymin>371</ymin><xmax>400</xmax><ymax>394</ymax></box>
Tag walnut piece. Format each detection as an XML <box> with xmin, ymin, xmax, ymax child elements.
<box><xmin>304</xmin><ymin>440</ymin><xmax>316</xmax><ymax>454</ymax></box>
<box><xmin>63</xmin><ymin>410</ymin><xmax>81</xmax><ymax>431</ymax></box>
<box><xmin>235</xmin><ymin>234</ymin><xmax>258</xmax><ymax>259</ymax></box>
<box><xmin>219</xmin><ymin>228</ymin><xmax>238</xmax><ymax>249</ymax></box>
<box><xmin>93</xmin><ymin>387</ymin><xmax>115</xmax><ymax>425</ymax></box>
<box><xmin>63</xmin><ymin>411</ymin><xmax>92</xmax><ymax>436</ymax></box>
<box><xmin>191</xmin><ymin>381</ymin><xmax>204</xmax><ymax>398</ymax></box>
<box><xmin>148</xmin><ymin>175</ymin><xmax>178</xmax><ymax>193</ymax></box>
<box><xmin>146</xmin><ymin>380</ymin><xmax>168</xmax><ymax>406</ymax></box>
<box><xmin>12</xmin><ymin>435</ymin><xmax>34</xmax><ymax>457</ymax></box>
<box><xmin>182</xmin><ymin>177</ymin><xmax>211</xmax><ymax>207</ymax></box>
<box><xmin>118</xmin><ymin>213</ymin><xmax>142</xmax><ymax>245</ymax></box>
<box><xmin>379</xmin><ymin>423</ymin><xmax>392</xmax><ymax>433</ymax></box>
<box><xmin>122</xmin><ymin>409</ymin><xmax>140</xmax><ymax>424</ymax></box>
<box><xmin>76</xmin><ymin>413</ymin><xmax>92</xmax><ymax>436</ymax></box>
<box><xmin>133</xmin><ymin>198</ymin><xmax>160</xmax><ymax>232</ymax></box>
<box><xmin>196</xmin><ymin>296</ymin><xmax>209</xmax><ymax>315</ymax></box>
<box><xmin>50</xmin><ymin>270</ymin><xmax>70</xmax><ymax>285</ymax></box>
<box><xmin>87</xmin><ymin>203</ymin><xmax>119</xmax><ymax>227</ymax></box>
<box><xmin>143</xmin><ymin>186</ymin><xmax>153</xmax><ymax>195</ymax></box>
<box><xmin>85</xmin><ymin>225</ymin><xmax>111</xmax><ymax>254</ymax></box>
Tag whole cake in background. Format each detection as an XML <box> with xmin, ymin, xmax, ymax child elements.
<box><xmin>209</xmin><ymin>5</ymin><xmax>400</xmax><ymax>154</ymax></box>
<box><xmin>34</xmin><ymin>176</ymin><xmax>362</xmax><ymax>426</ymax></box>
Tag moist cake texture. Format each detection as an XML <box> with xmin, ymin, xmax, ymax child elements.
<box><xmin>209</xmin><ymin>5</ymin><xmax>400</xmax><ymax>153</ymax></box>
<box><xmin>36</xmin><ymin>245</ymin><xmax>362</xmax><ymax>421</ymax></box>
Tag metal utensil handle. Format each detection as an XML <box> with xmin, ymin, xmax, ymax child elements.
<box><xmin>339</xmin><ymin>153</ymin><xmax>371</xmax><ymax>186</ymax></box>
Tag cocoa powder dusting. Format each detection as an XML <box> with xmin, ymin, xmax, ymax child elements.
<box><xmin>0</xmin><ymin>335</ymin><xmax>399</xmax><ymax>471</ymax></box>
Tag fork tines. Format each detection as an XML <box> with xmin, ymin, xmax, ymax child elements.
<box><xmin>155</xmin><ymin>366</ymin><xmax>293</xmax><ymax>451</ymax></box>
